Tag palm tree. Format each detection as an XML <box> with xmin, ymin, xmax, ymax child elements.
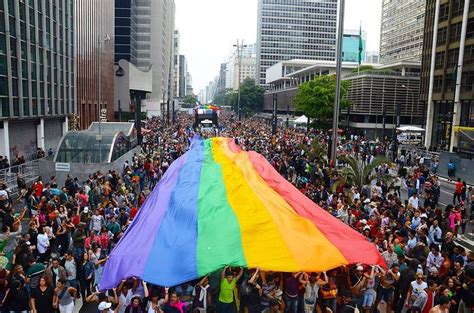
<box><xmin>299</xmin><ymin>140</ymin><xmax>328</xmax><ymax>166</ymax></box>
<box><xmin>335</xmin><ymin>154</ymin><xmax>393</xmax><ymax>191</ymax></box>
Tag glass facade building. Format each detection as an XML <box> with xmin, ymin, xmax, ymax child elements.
<box><xmin>342</xmin><ymin>31</ymin><xmax>366</xmax><ymax>63</ymax></box>
<box><xmin>0</xmin><ymin>0</ymin><xmax>74</xmax><ymax>119</ymax></box>
<box><xmin>0</xmin><ymin>0</ymin><xmax>74</xmax><ymax>160</ymax></box>
<box><xmin>256</xmin><ymin>0</ymin><xmax>338</xmax><ymax>87</ymax></box>
<box><xmin>115</xmin><ymin>0</ymin><xmax>137</xmax><ymax>64</ymax></box>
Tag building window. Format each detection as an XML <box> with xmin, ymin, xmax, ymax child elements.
<box><xmin>12</xmin><ymin>98</ymin><xmax>19</xmax><ymax>116</ymax></box>
<box><xmin>437</xmin><ymin>27</ymin><xmax>447</xmax><ymax>46</ymax></box>
<box><xmin>0</xmin><ymin>76</ymin><xmax>7</xmax><ymax>96</ymax></box>
<box><xmin>439</xmin><ymin>3</ymin><xmax>449</xmax><ymax>22</ymax></box>
<box><xmin>23</xmin><ymin>98</ymin><xmax>29</xmax><ymax>116</ymax></box>
<box><xmin>450</xmin><ymin>23</ymin><xmax>462</xmax><ymax>42</ymax></box>
<box><xmin>435</xmin><ymin>51</ymin><xmax>445</xmax><ymax>69</ymax></box>
<box><xmin>465</xmin><ymin>45</ymin><xmax>474</xmax><ymax>65</ymax></box>
<box><xmin>462</xmin><ymin>71</ymin><xmax>474</xmax><ymax>91</ymax></box>
<box><xmin>451</xmin><ymin>0</ymin><xmax>465</xmax><ymax>18</ymax></box>
<box><xmin>447</xmin><ymin>48</ymin><xmax>459</xmax><ymax>67</ymax></box>
<box><xmin>1</xmin><ymin>97</ymin><xmax>9</xmax><ymax>117</ymax></box>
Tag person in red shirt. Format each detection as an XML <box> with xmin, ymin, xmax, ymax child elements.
<box><xmin>454</xmin><ymin>178</ymin><xmax>463</xmax><ymax>204</ymax></box>
<box><xmin>33</xmin><ymin>177</ymin><xmax>43</xmax><ymax>198</ymax></box>
<box><xmin>422</xmin><ymin>280</ymin><xmax>438</xmax><ymax>313</ymax></box>
<box><xmin>84</xmin><ymin>230</ymin><xmax>100</xmax><ymax>250</ymax></box>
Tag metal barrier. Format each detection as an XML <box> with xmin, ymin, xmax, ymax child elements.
<box><xmin>0</xmin><ymin>159</ymin><xmax>41</xmax><ymax>197</ymax></box>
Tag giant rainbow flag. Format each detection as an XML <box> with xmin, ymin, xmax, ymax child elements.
<box><xmin>100</xmin><ymin>137</ymin><xmax>385</xmax><ymax>289</ymax></box>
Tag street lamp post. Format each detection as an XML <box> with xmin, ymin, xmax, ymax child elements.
<box><xmin>330</xmin><ymin>0</ymin><xmax>345</xmax><ymax>165</ymax></box>
<box><xmin>234</xmin><ymin>40</ymin><xmax>247</xmax><ymax>121</ymax></box>
<box><xmin>272</xmin><ymin>93</ymin><xmax>277</xmax><ymax>136</ymax></box>
<box><xmin>97</xmin><ymin>34</ymin><xmax>111</xmax><ymax>163</ymax></box>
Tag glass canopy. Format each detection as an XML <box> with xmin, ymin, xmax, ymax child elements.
<box><xmin>54</xmin><ymin>122</ymin><xmax>136</xmax><ymax>164</ymax></box>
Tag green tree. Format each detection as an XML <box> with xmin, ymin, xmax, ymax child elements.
<box><xmin>299</xmin><ymin>141</ymin><xmax>328</xmax><ymax>166</ymax></box>
<box><xmin>352</xmin><ymin>65</ymin><xmax>374</xmax><ymax>73</ymax></box>
<box><xmin>335</xmin><ymin>154</ymin><xmax>392</xmax><ymax>191</ymax></box>
<box><xmin>233</xmin><ymin>79</ymin><xmax>265</xmax><ymax>116</ymax></box>
<box><xmin>294</xmin><ymin>75</ymin><xmax>350</xmax><ymax>129</ymax></box>
<box><xmin>213</xmin><ymin>88</ymin><xmax>236</xmax><ymax>107</ymax></box>
<box><xmin>182</xmin><ymin>95</ymin><xmax>198</xmax><ymax>108</ymax></box>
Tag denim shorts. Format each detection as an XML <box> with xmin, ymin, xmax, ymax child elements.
<box><xmin>363</xmin><ymin>290</ymin><xmax>375</xmax><ymax>307</ymax></box>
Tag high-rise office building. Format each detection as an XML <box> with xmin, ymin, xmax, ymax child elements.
<box><xmin>342</xmin><ymin>30</ymin><xmax>366</xmax><ymax>63</ymax></box>
<box><xmin>256</xmin><ymin>0</ymin><xmax>338</xmax><ymax>87</ymax></box>
<box><xmin>0</xmin><ymin>0</ymin><xmax>74</xmax><ymax>160</ymax></box>
<box><xmin>173</xmin><ymin>30</ymin><xmax>180</xmax><ymax>98</ymax></box>
<box><xmin>225</xmin><ymin>44</ymin><xmax>257</xmax><ymax>90</ymax></box>
<box><xmin>178</xmin><ymin>55</ymin><xmax>187</xmax><ymax>98</ymax></box>
<box><xmin>421</xmin><ymin>0</ymin><xmax>474</xmax><ymax>152</ymax></box>
<box><xmin>76</xmin><ymin>0</ymin><xmax>115</xmax><ymax>129</ymax></box>
<box><xmin>115</xmin><ymin>0</ymin><xmax>137</xmax><ymax>64</ymax></box>
<box><xmin>134</xmin><ymin>0</ymin><xmax>175</xmax><ymax>114</ymax></box>
<box><xmin>379</xmin><ymin>0</ymin><xmax>426</xmax><ymax>64</ymax></box>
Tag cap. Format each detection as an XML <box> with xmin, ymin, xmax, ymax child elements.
<box><xmin>369</xmin><ymin>202</ymin><xmax>377</xmax><ymax>207</ymax></box>
<box><xmin>363</xmin><ymin>225</ymin><xmax>371</xmax><ymax>231</ymax></box>
<box><xmin>356</xmin><ymin>265</ymin><xmax>364</xmax><ymax>271</ymax></box>
<box><xmin>98</xmin><ymin>302</ymin><xmax>112</xmax><ymax>310</ymax></box>
<box><xmin>83</xmin><ymin>207</ymin><xmax>89</xmax><ymax>213</ymax></box>
<box><xmin>430</xmin><ymin>267</ymin><xmax>438</xmax><ymax>273</ymax></box>
<box><xmin>360</xmin><ymin>219</ymin><xmax>367</xmax><ymax>224</ymax></box>
<box><xmin>364</xmin><ymin>199</ymin><xmax>370</xmax><ymax>204</ymax></box>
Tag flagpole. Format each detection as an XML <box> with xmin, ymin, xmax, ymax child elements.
<box><xmin>358</xmin><ymin>21</ymin><xmax>362</xmax><ymax>75</ymax></box>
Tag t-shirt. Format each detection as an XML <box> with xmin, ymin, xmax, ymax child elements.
<box><xmin>411</xmin><ymin>280</ymin><xmax>428</xmax><ymax>298</ymax></box>
<box><xmin>219</xmin><ymin>279</ymin><xmax>236</xmax><ymax>303</ymax></box>
<box><xmin>31</xmin><ymin>286</ymin><xmax>54</xmax><ymax>313</ymax></box>
<box><xmin>26</xmin><ymin>263</ymin><xmax>45</xmax><ymax>289</ymax></box>
<box><xmin>64</xmin><ymin>259</ymin><xmax>76</xmax><ymax>280</ymax></box>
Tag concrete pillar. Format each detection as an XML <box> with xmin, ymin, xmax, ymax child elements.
<box><xmin>449</xmin><ymin>0</ymin><xmax>470</xmax><ymax>152</ymax></box>
<box><xmin>424</xmin><ymin>0</ymin><xmax>441</xmax><ymax>149</ymax></box>
<box><xmin>0</xmin><ymin>121</ymin><xmax>10</xmax><ymax>159</ymax></box>
<box><xmin>62</xmin><ymin>116</ymin><xmax>69</xmax><ymax>135</ymax></box>
<box><xmin>36</xmin><ymin>118</ymin><xmax>45</xmax><ymax>150</ymax></box>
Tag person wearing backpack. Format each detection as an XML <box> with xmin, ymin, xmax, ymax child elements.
<box><xmin>54</xmin><ymin>278</ymin><xmax>77</xmax><ymax>313</ymax></box>
<box><xmin>340</xmin><ymin>290</ymin><xmax>360</xmax><ymax>313</ymax></box>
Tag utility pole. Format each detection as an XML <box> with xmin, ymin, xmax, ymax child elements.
<box><xmin>272</xmin><ymin>93</ymin><xmax>277</xmax><ymax>136</ymax></box>
<box><xmin>97</xmin><ymin>34</ymin><xmax>110</xmax><ymax>163</ymax></box>
<box><xmin>166</xmin><ymin>97</ymin><xmax>170</xmax><ymax>126</ymax></box>
<box><xmin>330</xmin><ymin>0</ymin><xmax>345</xmax><ymax>165</ymax></box>
<box><xmin>234</xmin><ymin>40</ymin><xmax>247</xmax><ymax>121</ymax></box>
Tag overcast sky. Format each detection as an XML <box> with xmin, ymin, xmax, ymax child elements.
<box><xmin>175</xmin><ymin>0</ymin><xmax>382</xmax><ymax>92</ymax></box>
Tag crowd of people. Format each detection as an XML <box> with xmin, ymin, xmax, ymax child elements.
<box><xmin>0</xmin><ymin>112</ymin><xmax>473</xmax><ymax>313</ymax></box>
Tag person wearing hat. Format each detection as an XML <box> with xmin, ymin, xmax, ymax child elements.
<box><xmin>350</xmin><ymin>265</ymin><xmax>368</xmax><ymax>307</ymax></box>
<box><xmin>99</xmin><ymin>300</ymin><xmax>121</xmax><ymax>313</ymax></box>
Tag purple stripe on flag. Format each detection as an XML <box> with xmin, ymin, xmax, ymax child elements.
<box><xmin>99</xmin><ymin>150</ymin><xmax>190</xmax><ymax>290</ymax></box>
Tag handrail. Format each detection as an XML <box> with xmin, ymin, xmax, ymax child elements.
<box><xmin>343</xmin><ymin>71</ymin><xmax>421</xmax><ymax>79</ymax></box>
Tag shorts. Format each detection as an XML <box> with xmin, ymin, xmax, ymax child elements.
<box><xmin>363</xmin><ymin>290</ymin><xmax>375</xmax><ymax>307</ymax></box>
<box><xmin>376</xmin><ymin>286</ymin><xmax>393</xmax><ymax>303</ymax></box>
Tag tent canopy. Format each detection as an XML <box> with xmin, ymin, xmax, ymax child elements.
<box><xmin>397</xmin><ymin>126</ymin><xmax>425</xmax><ymax>132</ymax></box>
<box><xmin>294</xmin><ymin>115</ymin><xmax>309</xmax><ymax>124</ymax></box>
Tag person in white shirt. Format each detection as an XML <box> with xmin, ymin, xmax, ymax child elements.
<box><xmin>408</xmin><ymin>193</ymin><xmax>419</xmax><ymax>209</ymax></box>
<box><xmin>426</xmin><ymin>246</ymin><xmax>444</xmax><ymax>271</ymax></box>
<box><xmin>428</xmin><ymin>220</ymin><xmax>443</xmax><ymax>246</ymax></box>
<box><xmin>37</xmin><ymin>226</ymin><xmax>50</xmax><ymax>263</ymax></box>
<box><xmin>406</xmin><ymin>273</ymin><xmax>428</xmax><ymax>311</ymax></box>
